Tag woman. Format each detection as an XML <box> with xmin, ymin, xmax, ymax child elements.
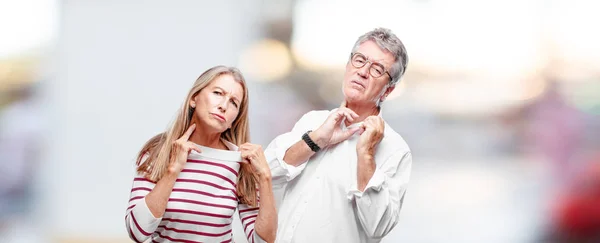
<box><xmin>125</xmin><ymin>66</ymin><xmax>276</xmax><ymax>243</ymax></box>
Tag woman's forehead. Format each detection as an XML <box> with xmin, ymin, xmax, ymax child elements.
<box><xmin>207</xmin><ymin>75</ymin><xmax>244</xmax><ymax>97</ymax></box>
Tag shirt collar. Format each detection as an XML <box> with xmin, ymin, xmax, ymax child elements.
<box><xmin>222</xmin><ymin>139</ymin><xmax>239</xmax><ymax>151</ymax></box>
<box><xmin>336</xmin><ymin>106</ymin><xmax>383</xmax><ymax>130</ymax></box>
<box><xmin>190</xmin><ymin>139</ymin><xmax>242</xmax><ymax>162</ymax></box>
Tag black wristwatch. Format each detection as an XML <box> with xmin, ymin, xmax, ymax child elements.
<box><xmin>302</xmin><ymin>130</ymin><xmax>321</xmax><ymax>152</ymax></box>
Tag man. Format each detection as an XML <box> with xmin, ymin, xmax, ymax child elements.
<box><xmin>265</xmin><ymin>28</ymin><xmax>412</xmax><ymax>243</ymax></box>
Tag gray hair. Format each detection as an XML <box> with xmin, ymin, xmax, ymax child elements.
<box><xmin>351</xmin><ymin>28</ymin><xmax>408</xmax><ymax>86</ymax></box>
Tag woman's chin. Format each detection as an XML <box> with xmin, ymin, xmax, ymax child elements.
<box><xmin>198</xmin><ymin>121</ymin><xmax>228</xmax><ymax>134</ymax></box>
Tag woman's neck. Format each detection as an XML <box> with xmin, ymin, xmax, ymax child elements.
<box><xmin>188</xmin><ymin>125</ymin><xmax>227</xmax><ymax>150</ymax></box>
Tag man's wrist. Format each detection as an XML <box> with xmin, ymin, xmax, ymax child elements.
<box><xmin>302</xmin><ymin>130</ymin><xmax>322</xmax><ymax>152</ymax></box>
<box><xmin>309</xmin><ymin>130</ymin><xmax>328</xmax><ymax>149</ymax></box>
<box><xmin>357</xmin><ymin>148</ymin><xmax>375</xmax><ymax>160</ymax></box>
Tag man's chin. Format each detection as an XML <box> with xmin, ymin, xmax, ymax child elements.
<box><xmin>343</xmin><ymin>89</ymin><xmax>363</xmax><ymax>101</ymax></box>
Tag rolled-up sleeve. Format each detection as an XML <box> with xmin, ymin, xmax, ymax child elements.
<box><xmin>265</xmin><ymin>110</ymin><xmax>326</xmax><ymax>189</ymax></box>
<box><xmin>347</xmin><ymin>151</ymin><xmax>412</xmax><ymax>239</ymax></box>
<box><xmin>125</xmin><ymin>176</ymin><xmax>162</xmax><ymax>242</ymax></box>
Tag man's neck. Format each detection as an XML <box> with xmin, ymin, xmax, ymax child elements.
<box><xmin>344</xmin><ymin>101</ymin><xmax>380</xmax><ymax>126</ymax></box>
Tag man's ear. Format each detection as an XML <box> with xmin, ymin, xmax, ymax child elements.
<box><xmin>380</xmin><ymin>85</ymin><xmax>396</xmax><ymax>103</ymax></box>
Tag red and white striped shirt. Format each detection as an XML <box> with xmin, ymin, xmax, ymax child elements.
<box><xmin>125</xmin><ymin>141</ymin><xmax>264</xmax><ymax>243</ymax></box>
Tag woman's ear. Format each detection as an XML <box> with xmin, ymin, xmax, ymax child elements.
<box><xmin>190</xmin><ymin>94</ymin><xmax>197</xmax><ymax>108</ymax></box>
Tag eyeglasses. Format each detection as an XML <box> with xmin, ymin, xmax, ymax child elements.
<box><xmin>350</xmin><ymin>52</ymin><xmax>391</xmax><ymax>80</ymax></box>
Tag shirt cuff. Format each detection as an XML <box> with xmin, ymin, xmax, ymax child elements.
<box><xmin>347</xmin><ymin>168</ymin><xmax>386</xmax><ymax>200</ymax></box>
<box><xmin>269</xmin><ymin>133</ymin><xmax>308</xmax><ymax>183</ymax></box>
<box><xmin>131</xmin><ymin>197</ymin><xmax>162</xmax><ymax>230</ymax></box>
<box><xmin>275</xmin><ymin>142</ymin><xmax>307</xmax><ymax>180</ymax></box>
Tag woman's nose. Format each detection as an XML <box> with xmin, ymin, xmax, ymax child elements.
<box><xmin>217</xmin><ymin>100</ymin><xmax>227</xmax><ymax>112</ymax></box>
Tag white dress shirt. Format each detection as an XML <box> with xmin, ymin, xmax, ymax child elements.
<box><xmin>265</xmin><ymin>109</ymin><xmax>412</xmax><ymax>243</ymax></box>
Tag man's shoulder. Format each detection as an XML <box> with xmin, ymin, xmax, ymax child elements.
<box><xmin>380</xmin><ymin>122</ymin><xmax>411</xmax><ymax>155</ymax></box>
<box><xmin>298</xmin><ymin>109</ymin><xmax>333</xmax><ymax>123</ymax></box>
<box><xmin>302</xmin><ymin>109</ymin><xmax>333</xmax><ymax>118</ymax></box>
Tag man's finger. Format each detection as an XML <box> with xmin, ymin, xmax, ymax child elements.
<box><xmin>340</xmin><ymin>100</ymin><xmax>347</xmax><ymax>109</ymax></box>
<box><xmin>181</xmin><ymin>124</ymin><xmax>197</xmax><ymax>141</ymax></box>
<box><xmin>343</xmin><ymin>112</ymin><xmax>355</xmax><ymax>123</ymax></box>
<box><xmin>332</xmin><ymin>111</ymin><xmax>345</xmax><ymax>124</ymax></box>
<box><xmin>342</xmin><ymin>126</ymin><xmax>361</xmax><ymax>139</ymax></box>
<box><xmin>358</xmin><ymin>124</ymin><xmax>366</xmax><ymax>135</ymax></box>
<box><xmin>341</xmin><ymin>107</ymin><xmax>359</xmax><ymax>118</ymax></box>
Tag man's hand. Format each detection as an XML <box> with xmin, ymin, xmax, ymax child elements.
<box><xmin>312</xmin><ymin>101</ymin><xmax>361</xmax><ymax>148</ymax></box>
<box><xmin>356</xmin><ymin>116</ymin><xmax>385</xmax><ymax>156</ymax></box>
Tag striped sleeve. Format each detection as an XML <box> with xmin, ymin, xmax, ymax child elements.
<box><xmin>238</xmin><ymin>201</ymin><xmax>265</xmax><ymax>243</ymax></box>
<box><xmin>125</xmin><ymin>176</ymin><xmax>161</xmax><ymax>242</ymax></box>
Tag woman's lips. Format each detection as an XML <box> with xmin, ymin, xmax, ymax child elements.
<box><xmin>211</xmin><ymin>113</ymin><xmax>226</xmax><ymax>122</ymax></box>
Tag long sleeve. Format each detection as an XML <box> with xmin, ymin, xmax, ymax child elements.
<box><xmin>265</xmin><ymin>110</ymin><xmax>328</xmax><ymax>189</ymax></box>
<box><xmin>125</xmin><ymin>175</ymin><xmax>162</xmax><ymax>242</ymax></box>
<box><xmin>238</xmin><ymin>202</ymin><xmax>266</xmax><ymax>243</ymax></box>
<box><xmin>347</xmin><ymin>151</ymin><xmax>412</xmax><ymax>239</ymax></box>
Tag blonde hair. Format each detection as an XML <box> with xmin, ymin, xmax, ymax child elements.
<box><xmin>135</xmin><ymin>65</ymin><xmax>257</xmax><ymax>206</ymax></box>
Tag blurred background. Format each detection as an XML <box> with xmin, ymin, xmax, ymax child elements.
<box><xmin>1</xmin><ymin>0</ymin><xmax>599</xmax><ymax>242</ymax></box>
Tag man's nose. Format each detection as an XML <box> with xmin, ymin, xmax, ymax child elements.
<box><xmin>357</xmin><ymin>64</ymin><xmax>370</xmax><ymax>78</ymax></box>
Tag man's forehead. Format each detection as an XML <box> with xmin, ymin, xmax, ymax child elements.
<box><xmin>356</xmin><ymin>41</ymin><xmax>394</xmax><ymax>65</ymax></box>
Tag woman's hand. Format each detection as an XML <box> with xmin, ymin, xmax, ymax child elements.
<box><xmin>239</xmin><ymin>143</ymin><xmax>271</xmax><ymax>180</ymax></box>
<box><xmin>169</xmin><ymin>124</ymin><xmax>201</xmax><ymax>174</ymax></box>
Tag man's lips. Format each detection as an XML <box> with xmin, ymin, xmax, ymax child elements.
<box><xmin>351</xmin><ymin>80</ymin><xmax>365</xmax><ymax>89</ymax></box>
